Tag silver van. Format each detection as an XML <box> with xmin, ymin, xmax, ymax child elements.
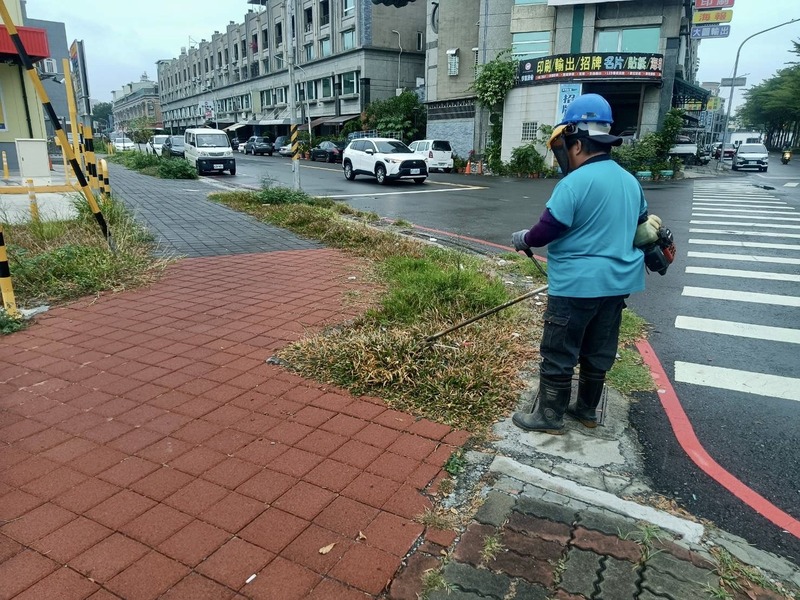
<box><xmin>408</xmin><ymin>139</ymin><xmax>454</xmax><ymax>173</ymax></box>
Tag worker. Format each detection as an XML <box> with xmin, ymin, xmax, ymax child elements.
<box><xmin>510</xmin><ymin>93</ymin><xmax>664</xmax><ymax>435</ymax></box>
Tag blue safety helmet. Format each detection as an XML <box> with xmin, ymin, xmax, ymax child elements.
<box><xmin>559</xmin><ymin>93</ymin><xmax>614</xmax><ymax>126</ymax></box>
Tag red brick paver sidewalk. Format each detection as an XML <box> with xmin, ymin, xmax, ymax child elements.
<box><xmin>0</xmin><ymin>249</ymin><xmax>467</xmax><ymax>600</ymax></box>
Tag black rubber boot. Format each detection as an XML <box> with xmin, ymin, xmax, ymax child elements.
<box><xmin>566</xmin><ymin>368</ymin><xmax>605</xmax><ymax>428</ymax></box>
<box><xmin>512</xmin><ymin>376</ymin><xmax>572</xmax><ymax>435</ymax></box>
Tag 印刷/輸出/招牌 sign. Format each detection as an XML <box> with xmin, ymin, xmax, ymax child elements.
<box><xmin>517</xmin><ymin>53</ymin><xmax>663</xmax><ymax>86</ymax></box>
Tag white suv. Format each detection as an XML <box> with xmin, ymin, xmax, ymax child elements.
<box><xmin>408</xmin><ymin>139</ymin><xmax>454</xmax><ymax>173</ymax></box>
<box><xmin>342</xmin><ymin>138</ymin><xmax>427</xmax><ymax>184</ymax></box>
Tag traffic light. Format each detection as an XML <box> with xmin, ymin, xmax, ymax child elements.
<box><xmin>371</xmin><ymin>0</ymin><xmax>418</xmax><ymax>6</ymax></box>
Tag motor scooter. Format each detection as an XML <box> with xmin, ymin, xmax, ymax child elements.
<box><xmin>782</xmin><ymin>149</ymin><xmax>792</xmax><ymax>165</ymax></box>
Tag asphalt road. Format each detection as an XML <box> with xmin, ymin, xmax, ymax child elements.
<box><xmin>200</xmin><ymin>153</ymin><xmax>800</xmax><ymax>561</ymax></box>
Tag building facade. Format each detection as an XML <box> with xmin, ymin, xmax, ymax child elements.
<box><xmin>156</xmin><ymin>0</ymin><xmax>427</xmax><ymax>140</ymax></box>
<box><xmin>0</xmin><ymin>0</ymin><xmax>49</xmax><ymax>168</ymax></box>
<box><xmin>111</xmin><ymin>74</ymin><xmax>162</xmax><ymax>134</ymax></box>
<box><xmin>425</xmin><ymin>0</ymin><xmax>708</xmax><ymax>162</ymax></box>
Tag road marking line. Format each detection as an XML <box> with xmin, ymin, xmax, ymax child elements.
<box><xmin>689</xmin><ymin>228</ymin><xmax>800</xmax><ymax>239</ymax></box>
<box><xmin>674</xmin><ymin>362</ymin><xmax>800</xmax><ymax>403</ymax></box>
<box><xmin>675</xmin><ymin>316</ymin><xmax>800</xmax><ymax>344</ymax></box>
<box><xmin>690</xmin><ymin>220</ymin><xmax>800</xmax><ymax>229</ymax></box>
<box><xmin>693</xmin><ymin>194</ymin><xmax>778</xmax><ymax>199</ymax></box>
<box><xmin>693</xmin><ymin>200</ymin><xmax>786</xmax><ymax>206</ymax></box>
<box><xmin>689</xmin><ymin>238</ymin><xmax>800</xmax><ymax>251</ymax></box>
<box><xmin>685</xmin><ymin>266</ymin><xmax>800</xmax><ymax>282</ymax></box>
<box><xmin>688</xmin><ymin>207</ymin><xmax>795</xmax><ymax>214</ymax></box>
<box><xmin>784</xmin><ymin>182</ymin><xmax>800</xmax><ymax>187</ymax></box>
<box><xmin>682</xmin><ymin>286</ymin><xmax>800</xmax><ymax>307</ymax></box>
<box><xmin>326</xmin><ymin>186</ymin><xmax>487</xmax><ymax>198</ymax></box>
<box><xmin>688</xmin><ymin>251</ymin><xmax>800</xmax><ymax>265</ymax></box>
<box><xmin>636</xmin><ymin>340</ymin><xmax>800</xmax><ymax>536</ymax></box>
<box><xmin>692</xmin><ymin>213</ymin><xmax>800</xmax><ymax>221</ymax></box>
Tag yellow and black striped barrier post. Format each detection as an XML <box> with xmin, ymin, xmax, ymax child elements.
<box><xmin>26</xmin><ymin>179</ymin><xmax>40</xmax><ymax>223</ymax></box>
<box><xmin>1</xmin><ymin>151</ymin><xmax>8</xmax><ymax>180</ymax></box>
<box><xmin>0</xmin><ymin>1</ymin><xmax>114</xmax><ymax>250</ymax></box>
<box><xmin>84</xmin><ymin>123</ymin><xmax>98</xmax><ymax>190</ymax></box>
<box><xmin>100</xmin><ymin>159</ymin><xmax>111</xmax><ymax>198</ymax></box>
<box><xmin>0</xmin><ymin>225</ymin><xmax>18</xmax><ymax>316</ymax></box>
<box><xmin>98</xmin><ymin>159</ymin><xmax>106</xmax><ymax>198</ymax></box>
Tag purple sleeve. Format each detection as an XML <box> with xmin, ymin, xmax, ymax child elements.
<box><xmin>523</xmin><ymin>209</ymin><xmax>568</xmax><ymax>248</ymax></box>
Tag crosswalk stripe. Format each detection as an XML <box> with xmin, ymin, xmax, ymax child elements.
<box><xmin>687</xmin><ymin>251</ymin><xmax>800</xmax><ymax>265</ymax></box>
<box><xmin>689</xmin><ymin>239</ymin><xmax>800</xmax><ymax>251</ymax></box>
<box><xmin>689</xmin><ymin>228</ymin><xmax>800</xmax><ymax>239</ymax></box>
<box><xmin>674</xmin><ymin>362</ymin><xmax>800</xmax><ymax>402</ymax></box>
<box><xmin>688</xmin><ymin>207</ymin><xmax>796</xmax><ymax>214</ymax></box>
<box><xmin>690</xmin><ymin>220</ymin><xmax>800</xmax><ymax>230</ymax></box>
<box><xmin>682</xmin><ymin>286</ymin><xmax>800</xmax><ymax>307</ymax></box>
<box><xmin>692</xmin><ymin>213</ymin><xmax>800</xmax><ymax>222</ymax></box>
<box><xmin>693</xmin><ymin>201</ymin><xmax>787</xmax><ymax>207</ymax></box>
<box><xmin>784</xmin><ymin>182</ymin><xmax>799</xmax><ymax>187</ymax></box>
<box><xmin>685</xmin><ymin>266</ymin><xmax>800</xmax><ymax>282</ymax></box>
<box><xmin>675</xmin><ymin>316</ymin><xmax>800</xmax><ymax>344</ymax></box>
<box><xmin>693</xmin><ymin>195</ymin><xmax>779</xmax><ymax>200</ymax></box>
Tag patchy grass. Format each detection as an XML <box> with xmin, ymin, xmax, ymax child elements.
<box><xmin>107</xmin><ymin>151</ymin><xmax>198</xmax><ymax>179</ymax></box>
<box><xmin>608</xmin><ymin>309</ymin><xmax>655</xmax><ymax>394</ymax></box>
<box><xmin>420</xmin><ymin>567</ymin><xmax>450</xmax><ymax>599</ymax></box>
<box><xmin>0</xmin><ymin>307</ymin><xmax>25</xmax><ymax>335</ymax></box>
<box><xmin>710</xmin><ymin>546</ymin><xmax>797</xmax><ymax>598</ymax></box>
<box><xmin>2</xmin><ymin>195</ymin><xmax>170</xmax><ymax>308</ymax></box>
<box><xmin>481</xmin><ymin>534</ymin><xmax>504</xmax><ymax>562</ymax></box>
<box><xmin>211</xmin><ymin>186</ymin><xmax>658</xmax><ymax>430</ymax></box>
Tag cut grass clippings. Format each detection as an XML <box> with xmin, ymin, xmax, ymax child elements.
<box><xmin>211</xmin><ymin>185</ymin><xmax>655</xmax><ymax>430</ymax></box>
<box><xmin>2</xmin><ymin>195</ymin><xmax>170</xmax><ymax>309</ymax></box>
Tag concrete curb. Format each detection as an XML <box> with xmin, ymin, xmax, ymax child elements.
<box><xmin>490</xmin><ymin>455</ymin><xmax>706</xmax><ymax>544</ymax></box>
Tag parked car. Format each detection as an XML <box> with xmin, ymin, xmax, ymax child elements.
<box><xmin>342</xmin><ymin>137</ymin><xmax>427</xmax><ymax>185</ymax></box>
<box><xmin>243</xmin><ymin>136</ymin><xmax>274</xmax><ymax>156</ymax></box>
<box><xmin>408</xmin><ymin>139</ymin><xmax>454</xmax><ymax>173</ymax></box>
<box><xmin>161</xmin><ymin>136</ymin><xmax>185</xmax><ymax>158</ymax></box>
<box><xmin>278</xmin><ymin>143</ymin><xmax>293</xmax><ymax>157</ymax></box>
<box><xmin>183</xmin><ymin>128</ymin><xmax>236</xmax><ymax>175</ymax></box>
<box><xmin>310</xmin><ymin>140</ymin><xmax>346</xmax><ymax>163</ymax></box>
<box><xmin>230</xmin><ymin>138</ymin><xmax>240</xmax><ymax>151</ymax></box>
<box><xmin>718</xmin><ymin>144</ymin><xmax>736</xmax><ymax>160</ymax></box>
<box><xmin>149</xmin><ymin>135</ymin><xmax>169</xmax><ymax>156</ymax></box>
<box><xmin>732</xmin><ymin>143</ymin><xmax>769</xmax><ymax>172</ymax></box>
<box><xmin>618</xmin><ymin>128</ymin><xmax>638</xmax><ymax>145</ymax></box>
<box><xmin>273</xmin><ymin>136</ymin><xmax>289</xmax><ymax>152</ymax></box>
<box><xmin>669</xmin><ymin>138</ymin><xmax>708</xmax><ymax>166</ymax></box>
<box><xmin>113</xmin><ymin>137</ymin><xmax>134</xmax><ymax>152</ymax></box>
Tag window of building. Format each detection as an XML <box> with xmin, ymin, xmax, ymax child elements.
<box><xmin>41</xmin><ymin>58</ymin><xmax>56</xmax><ymax>73</ymax></box>
<box><xmin>252</xmin><ymin>33</ymin><xmax>258</xmax><ymax>53</ymax></box>
<box><xmin>343</xmin><ymin>0</ymin><xmax>354</xmax><ymax>16</ymax></box>
<box><xmin>204</xmin><ymin>57</ymin><xmax>209</xmax><ymax>72</ymax></box>
<box><xmin>241</xmin><ymin>41</ymin><xmax>247</xmax><ymax>58</ymax></box>
<box><xmin>262</xmin><ymin>29</ymin><xmax>269</xmax><ymax>48</ymax></box>
<box><xmin>595</xmin><ymin>27</ymin><xmax>660</xmax><ymax>53</ymax></box>
<box><xmin>261</xmin><ymin>89</ymin><xmax>273</xmax><ymax>107</ymax></box>
<box><xmin>320</xmin><ymin>0</ymin><xmax>330</xmax><ymax>26</ymax></box>
<box><xmin>262</xmin><ymin>59</ymin><xmax>270</xmax><ymax>74</ymax></box>
<box><xmin>276</xmin><ymin>87</ymin><xmax>286</xmax><ymax>104</ymax></box>
<box><xmin>250</xmin><ymin>62</ymin><xmax>259</xmax><ymax>78</ymax></box>
<box><xmin>306</xmin><ymin>80</ymin><xmax>317</xmax><ymax>100</ymax></box>
<box><xmin>511</xmin><ymin>31</ymin><xmax>550</xmax><ymax>60</ymax></box>
<box><xmin>514</xmin><ymin>0</ymin><xmax>546</xmax><ymax>4</ymax></box>
<box><xmin>320</xmin><ymin>38</ymin><xmax>331</xmax><ymax>57</ymax></box>
<box><xmin>217</xmin><ymin>51</ymin><xmax>222</xmax><ymax>66</ymax></box>
<box><xmin>224</xmin><ymin>49</ymin><xmax>229</xmax><ymax>64</ymax></box>
<box><xmin>521</xmin><ymin>121</ymin><xmax>538</xmax><ymax>141</ymax></box>
<box><xmin>342</xmin><ymin>30</ymin><xmax>355</xmax><ymax>50</ymax></box>
<box><xmin>341</xmin><ymin>71</ymin><xmax>358</xmax><ymax>95</ymax></box>
<box><xmin>417</xmin><ymin>32</ymin><xmax>423</xmax><ymax>51</ymax></box>
<box><xmin>305</xmin><ymin>7</ymin><xmax>313</xmax><ymax>32</ymax></box>
<box><xmin>446</xmin><ymin>49</ymin><xmax>459</xmax><ymax>76</ymax></box>
<box><xmin>275</xmin><ymin>53</ymin><xmax>284</xmax><ymax>70</ymax></box>
<box><xmin>276</xmin><ymin>23</ymin><xmax>283</xmax><ymax>45</ymax></box>
<box><xmin>234</xmin><ymin>44</ymin><xmax>239</xmax><ymax>61</ymax></box>
<box><xmin>321</xmin><ymin>77</ymin><xmax>333</xmax><ymax>98</ymax></box>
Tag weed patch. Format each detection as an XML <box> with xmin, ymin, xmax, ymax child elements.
<box><xmin>3</xmin><ymin>195</ymin><xmax>169</xmax><ymax>306</ymax></box>
<box><xmin>0</xmin><ymin>307</ymin><xmax>25</xmax><ymax>335</ymax></box>
<box><xmin>107</xmin><ymin>152</ymin><xmax>197</xmax><ymax>179</ymax></box>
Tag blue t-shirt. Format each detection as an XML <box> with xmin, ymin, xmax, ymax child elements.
<box><xmin>545</xmin><ymin>156</ymin><xmax>646</xmax><ymax>298</ymax></box>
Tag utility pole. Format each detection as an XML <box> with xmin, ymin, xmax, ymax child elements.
<box><xmin>285</xmin><ymin>0</ymin><xmax>301</xmax><ymax>190</ymax></box>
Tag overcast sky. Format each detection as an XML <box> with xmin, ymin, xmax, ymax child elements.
<box><xmin>23</xmin><ymin>0</ymin><xmax>800</xmax><ymax>112</ymax></box>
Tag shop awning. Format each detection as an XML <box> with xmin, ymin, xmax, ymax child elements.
<box><xmin>258</xmin><ymin>118</ymin><xmax>290</xmax><ymax>126</ymax></box>
<box><xmin>0</xmin><ymin>25</ymin><xmax>49</xmax><ymax>62</ymax></box>
<box><xmin>322</xmin><ymin>114</ymin><xmax>360</xmax><ymax>126</ymax></box>
<box><xmin>673</xmin><ymin>77</ymin><xmax>710</xmax><ymax>110</ymax></box>
<box><xmin>223</xmin><ymin>122</ymin><xmax>248</xmax><ymax>132</ymax></box>
<box><xmin>298</xmin><ymin>116</ymin><xmax>331</xmax><ymax>131</ymax></box>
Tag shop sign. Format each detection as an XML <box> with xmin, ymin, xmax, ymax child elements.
<box><xmin>695</xmin><ymin>0</ymin><xmax>734</xmax><ymax>7</ymax></box>
<box><xmin>690</xmin><ymin>25</ymin><xmax>731</xmax><ymax>38</ymax></box>
<box><xmin>517</xmin><ymin>53</ymin><xmax>663</xmax><ymax>85</ymax></box>
<box><xmin>556</xmin><ymin>83</ymin><xmax>582</xmax><ymax>123</ymax></box>
<box><xmin>692</xmin><ymin>9</ymin><xmax>733</xmax><ymax>24</ymax></box>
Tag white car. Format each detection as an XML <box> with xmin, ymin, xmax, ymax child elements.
<box><xmin>342</xmin><ymin>137</ymin><xmax>427</xmax><ymax>184</ymax></box>
<box><xmin>113</xmin><ymin>137</ymin><xmax>134</xmax><ymax>151</ymax></box>
<box><xmin>149</xmin><ymin>135</ymin><xmax>169</xmax><ymax>156</ymax></box>
<box><xmin>732</xmin><ymin>143</ymin><xmax>769</xmax><ymax>172</ymax></box>
<box><xmin>408</xmin><ymin>139</ymin><xmax>454</xmax><ymax>173</ymax></box>
<box><xmin>278</xmin><ymin>144</ymin><xmax>293</xmax><ymax>157</ymax></box>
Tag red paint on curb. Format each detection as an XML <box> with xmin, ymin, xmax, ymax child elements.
<box><xmin>409</xmin><ymin>223</ymin><xmax>549</xmax><ymax>263</ymax></box>
<box><xmin>636</xmin><ymin>339</ymin><xmax>800</xmax><ymax>539</ymax></box>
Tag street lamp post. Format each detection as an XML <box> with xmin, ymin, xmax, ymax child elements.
<box><xmin>720</xmin><ymin>18</ymin><xmax>799</xmax><ymax>154</ymax></box>
<box><xmin>391</xmin><ymin>30</ymin><xmax>402</xmax><ymax>91</ymax></box>
<box><xmin>293</xmin><ymin>63</ymin><xmax>314</xmax><ymax>148</ymax></box>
